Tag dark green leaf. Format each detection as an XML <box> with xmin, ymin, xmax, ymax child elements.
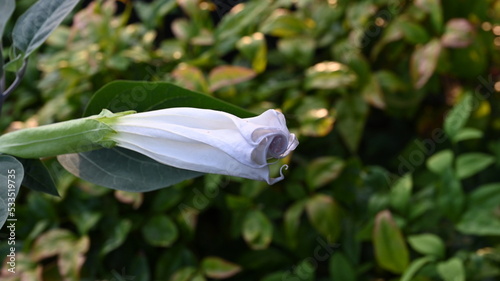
<box><xmin>12</xmin><ymin>0</ymin><xmax>80</xmax><ymax>57</ymax></box>
<box><xmin>329</xmin><ymin>252</ymin><xmax>356</xmax><ymax>281</ymax></box>
<box><xmin>335</xmin><ymin>95</ymin><xmax>368</xmax><ymax>153</ymax></box>
<box><xmin>373</xmin><ymin>210</ymin><xmax>409</xmax><ymax>273</ymax></box>
<box><xmin>0</xmin><ymin>155</ymin><xmax>23</xmax><ymax>229</ymax></box>
<box><xmin>84</xmin><ymin>81</ymin><xmax>254</xmax><ymax>118</ymax></box>
<box><xmin>18</xmin><ymin>158</ymin><xmax>58</xmax><ymax>196</ymax></box>
<box><xmin>389</xmin><ymin>174</ymin><xmax>412</xmax><ymax>215</ymax></box>
<box><xmin>57</xmin><ymin>147</ymin><xmax>202</xmax><ymax>192</ymax></box>
<box><xmin>306</xmin><ymin>157</ymin><xmax>344</xmax><ymax>189</ymax></box>
<box><xmin>0</xmin><ymin>0</ymin><xmax>15</xmax><ymax>39</ymax></box>
<box><xmin>100</xmin><ymin>219</ymin><xmax>132</xmax><ymax>256</ymax></box>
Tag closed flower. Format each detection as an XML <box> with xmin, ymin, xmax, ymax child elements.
<box><xmin>111</xmin><ymin>108</ymin><xmax>298</xmax><ymax>184</ymax></box>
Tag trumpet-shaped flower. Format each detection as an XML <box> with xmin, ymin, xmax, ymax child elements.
<box><xmin>110</xmin><ymin>108</ymin><xmax>298</xmax><ymax>184</ymax></box>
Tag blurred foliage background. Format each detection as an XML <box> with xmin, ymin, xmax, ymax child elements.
<box><xmin>1</xmin><ymin>0</ymin><xmax>500</xmax><ymax>280</ymax></box>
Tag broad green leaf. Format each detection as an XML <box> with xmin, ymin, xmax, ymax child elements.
<box><xmin>329</xmin><ymin>252</ymin><xmax>356</xmax><ymax>281</ymax></box>
<box><xmin>84</xmin><ymin>81</ymin><xmax>254</xmax><ymax>118</ymax></box>
<box><xmin>426</xmin><ymin>149</ymin><xmax>453</xmax><ymax>174</ymax></box>
<box><xmin>305</xmin><ymin>61</ymin><xmax>357</xmax><ymax>90</ymax></box>
<box><xmin>400</xmin><ymin>256</ymin><xmax>435</xmax><ymax>281</ymax></box>
<box><xmin>142</xmin><ymin>215</ymin><xmax>178</xmax><ymax>247</ymax></box>
<box><xmin>57</xmin><ymin>147</ymin><xmax>202</xmax><ymax>192</ymax></box>
<box><xmin>389</xmin><ymin>174</ymin><xmax>412</xmax><ymax>215</ymax></box>
<box><xmin>0</xmin><ymin>155</ymin><xmax>23</xmax><ymax>229</ymax></box>
<box><xmin>410</xmin><ymin>38</ymin><xmax>442</xmax><ymax>89</ymax></box>
<box><xmin>305</xmin><ymin>194</ymin><xmax>342</xmax><ymax>243</ymax></box>
<box><xmin>456</xmin><ymin>153</ymin><xmax>495</xmax><ymax>179</ymax></box>
<box><xmin>453</xmin><ymin>127</ymin><xmax>483</xmax><ymax>142</ymax></box>
<box><xmin>12</xmin><ymin>0</ymin><xmax>80</xmax><ymax>57</ymax></box>
<box><xmin>407</xmin><ymin>233</ymin><xmax>445</xmax><ymax>258</ymax></box>
<box><xmin>208</xmin><ymin>65</ymin><xmax>256</xmax><ymax>92</ymax></box>
<box><xmin>201</xmin><ymin>257</ymin><xmax>242</xmax><ymax>279</ymax></box>
<box><xmin>243</xmin><ymin>210</ymin><xmax>273</xmax><ymax>250</ymax></box>
<box><xmin>335</xmin><ymin>94</ymin><xmax>368</xmax><ymax>153</ymax></box>
<box><xmin>437</xmin><ymin>258</ymin><xmax>465</xmax><ymax>281</ymax></box>
<box><xmin>444</xmin><ymin>93</ymin><xmax>473</xmax><ymax>140</ymax></box>
<box><xmin>373</xmin><ymin>210</ymin><xmax>409</xmax><ymax>273</ymax></box>
<box><xmin>306</xmin><ymin>157</ymin><xmax>344</xmax><ymax>189</ymax></box>
<box><xmin>18</xmin><ymin>158</ymin><xmax>58</xmax><ymax>196</ymax></box>
<box><xmin>457</xmin><ymin>183</ymin><xmax>500</xmax><ymax>236</ymax></box>
<box><xmin>0</xmin><ymin>0</ymin><xmax>15</xmax><ymax>39</ymax></box>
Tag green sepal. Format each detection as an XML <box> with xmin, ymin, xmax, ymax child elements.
<box><xmin>0</xmin><ymin>109</ymin><xmax>132</xmax><ymax>159</ymax></box>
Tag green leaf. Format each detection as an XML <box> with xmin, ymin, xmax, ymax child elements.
<box><xmin>242</xmin><ymin>210</ymin><xmax>273</xmax><ymax>250</ymax></box>
<box><xmin>373</xmin><ymin>210</ymin><xmax>409</xmax><ymax>273</ymax></box>
<box><xmin>456</xmin><ymin>153</ymin><xmax>495</xmax><ymax>179</ymax></box>
<box><xmin>407</xmin><ymin>233</ymin><xmax>445</xmax><ymax>258</ymax></box>
<box><xmin>100</xmin><ymin>219</ymin><xmax>132</xmax><ymax>256</ymax></box>
<box><xmin>170</xmin><ymin>267</ymin><xmax>205</xmax><ymax>281</ymax></box>
<box><xmin>0</xmin><ymin>155</ymin><xmax>23</xmax><ymax>229</ymax></box>
<box><xmin>400</xmin><ymin>256</ymin><xmax>435</xmax><ymax>281</ymax></box>
<box><xmin>171</xmin><ymin>64</ymin><xmax>209</xmax><ymax>93</ymax></box>
<box><xmin>155</xmin><ymin>246</ymin><xmax>197</xmax><ymax>279</ymax></box>
<box><xmin>305</xmin><ymin>194</ymin><xmax>342</xmax><ymax>243</ymax></box>
<box><xmin>426</xmin><ymin>149</ymin><xmax>453</xmax><ymax>174</ymax></box>
<box><xmin>437</xmin><ymin>258</ymin><xmax>465</xmax><ymax>281</ymax></box>
<box><xmin>306</xmin><ymin>157</ymin><xmax>344</xmax><ymax>189</ymax></box>
<box><xmin>335</xmin><ymin>94</ymin><xmax>368</xmax><ymax>153</ymax></box>
<box><xmin>201</xmin><ymin>257</ymin><xmax>242</xmax><ymax>279</ymax></box>
<box><xmin>12</xmin><ymin>0</ymin><xmax>80</xmax><ymax>57</ymax></box>
<box><xmin>457</xmin><ymin>183</ymin><xmax>500</xmax><ymax>236</ymax></box>
<box><xmin>444</xmin><ymin>93</ymin><xmax>473</xmax><ymax>140</ymax></box>
<box><xmin>436</xmin><ymin>167</ymin><xmax>464</xmax><ymax>222</ymax></box>
<box><xmin>260</xmin><ymin>13</ymin><xmax>312</xmax><ymax>37</ymax></box>
<box><xmin>284</xmin><ymin>200</ymin><xmax>306</xmax><ymax>249</ymax></box>
<box><xmin>18</xmin><ymin>158</ymin><xmax>58</xmax><ymax>196</ymax></box>
<box><xmin>58</xmin><ymin>147</ymin><xmax>202</xmax><ymax>192</ymax></box>
<box><xmin>329</xmin><ymin>252</ymin><xmax>356</xmax><ymax>281</ymax></box>
<box><xmin>142</xmin><ymin>215</ymin><xmax>178</xmax><ymax>247</ymax></box>
<box><xmin>84</xmin><ymin>81</ymin><xmax>254</xmax><ymax>118</ymax></box>
<box><xmin>0</xmin><ymin>0</ymin><xmax>15</xmax><ymax>39</ymax></box>
<box><xmin>453</xmin><ymin>127</ymin><xmax>483</xmax><ymax>142</ymax></box>
<box><xmin>389</xmin><ymin>174</ymin><xmax>412</xmax><ymax>215</ymax></box>
<box><xmin>208</xmin><ymin>65</ymin><xmax>256</xmax><ymax>92</ymax></box>
<box><xmin>400</xmin><ymin>20</ymin><xmax>430</xmax><ymax>44</ymax></box>
<box><xmin>305</xmin><ymin>61</ymin><xmax>357</xmax><ymax>90</ymax></box>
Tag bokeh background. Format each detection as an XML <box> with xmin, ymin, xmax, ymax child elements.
<box><xmin>1</xmin><ymin>0</ymin><xmax>500</xmax><ymax>280</ymax></box>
